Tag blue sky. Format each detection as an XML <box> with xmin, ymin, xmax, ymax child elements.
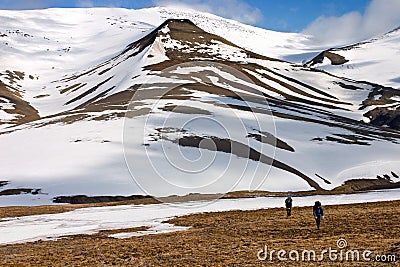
<box><xmin>249</xmin><ymin>0</ymin><xmax>370</xmax><ymax>32</ymax></box>
<box><xmin>0</xmin><ymin>0</ymin><xmax>399</xmax><ymax>45</ymax></box>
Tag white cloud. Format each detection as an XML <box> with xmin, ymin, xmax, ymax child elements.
<box><xmin>153</xmin><ymin>0</ymin><xmax>263</xmax><ymax>25</ymax></box>
<box><xmin>302</xmin><ymin>0</ymin><xmax>400</xmax><ymax>46</ymax></box>
<box><xmin>77</xmin><ymin>0</ymin><xmax>94</xmax><ymax>8</ymax></box>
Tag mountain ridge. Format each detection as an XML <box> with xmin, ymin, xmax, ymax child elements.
<box><xmin>304</xmin><ymin>25</ymin><xmax>400</xmax><ymax>89</ymax></box>
<box><xmin>0</xmin><ymin>10</ymin><xmax>399</xmax><ymax>205</ymax></box>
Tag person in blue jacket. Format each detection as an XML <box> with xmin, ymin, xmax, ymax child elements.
<box><xmin>285</xmin><ymin>196</ymin><xmax>293</xmax><ymax>216</ymax></box>
<box><xmin>313</xmin><ymin>201</ymin><xmax>324</xmax><ymax>230</ymax></box>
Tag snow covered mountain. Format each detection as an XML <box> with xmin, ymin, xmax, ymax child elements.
<box><xmin>0</xmin><ymin>8</ymin><xmax>399</xmax><ymax>205</ymax></box>
<box><xmin>305</xmin><ymin>26</ymin><xmax>400</xmax><ymax>89</ymax></box>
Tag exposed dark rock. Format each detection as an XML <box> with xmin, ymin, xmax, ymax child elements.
<box><xmin>0</xmin><ymin>188</ymin><xmax>41</xmax><ymax>196</ymax></box>
<box><xmin>53</xmin><ymin>194</ymin><xmax>153</xmax><ymax>204</ymax></box>
<box><xmin>174</xmin><ymin>135</ymin><xmax>322</xmax><ymax>190</ymax></box>
<box><xmin>0</xmin><ymin>71</ymin><xmax>40</xmax><ymax>125</ymax></box>
<box><xmin>383</xmin><ymin>174</ymin><xmax>392</xmax><ymax>181</ymax></box>
<box><xmin>305</xmin><ymin>51</ymin><xmax>348</xmax><ymax>66</ymax></box>
<box><xmin>365</xmin><ymin>107</ymin><xmax>400</xmax><ymax>130</ymax></box>
<box><xmin>246</xmin><ymin>132</ymin><xmax>295</xmax><ymax>152</ymax></box>
<box><xmin>311</xmin><ymin>137</ymin><xmax>324</xmax><ymax>141</ymax></box>
<box><xmin>325</xmin><ymin>135</ymin><xmax>370</xmax><ymax>146</ymax></box>
<box><xmin>315</xmin><ymin>173</ymin><xmax>332</xmax><ymax>184</ymax></box>
<box><xmin>337</xmin><ymin>178</ymin><xmax>400</xmax><ymax>192</ymax></box>
<box><xmin>334</xmin><ymin>82</ymin><xmax>363</xmax><ymax>90</ymax></box>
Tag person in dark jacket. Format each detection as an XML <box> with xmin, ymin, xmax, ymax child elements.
<box><xmin>285</xmin><ymin>196</ymin><xmax>293</xmax><ymax>216</ymax></box>
<box><xmin>313</xmin><ymin>201</ymin><xmax>324</xmax><ymax>230</ymax></box>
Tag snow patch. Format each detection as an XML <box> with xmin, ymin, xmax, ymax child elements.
<box><xmin>1</xmin><ymin>189</ymin><xmax>400</xmax><ymax>245</ymax></box>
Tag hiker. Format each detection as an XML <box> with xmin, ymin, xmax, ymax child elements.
<box><xmin>285</xmin><ymin>196</ymin><xmax>293</xmax><ymax>216</ymax></box>
<box><xmin>313</xmin><ymin>201</ymin><xmax>324</xmax><ymax>230</ymax></box>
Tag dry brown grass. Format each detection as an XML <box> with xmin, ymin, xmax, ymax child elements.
<box><xmin>0</xmin><ymin>198</ymin><xmax>160</xmax><ymax>219</ymax></box>
<box><xmin>0</xmin><ymin>200</ymin><xmax>399</xmax><ymax>266</ymax></box>
<box><xmin>1</xmin><ymin>181</ymin><xmax>398</xmax><ymax>219</ymax></box>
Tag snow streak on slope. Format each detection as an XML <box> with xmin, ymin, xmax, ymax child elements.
<box><xmin>304</xmin><ymin>28</ymin><xmax>400</xmax><ymax>130</ymax></box>
<box><xmin>0</xmin><ymin>7</ymin><xmax>317</xmax><ymax>125</ymax></box>
<box><xmin>0</xmin><ymin>9</ymin><xmax>400</xmax><ymax>205</ymax></box>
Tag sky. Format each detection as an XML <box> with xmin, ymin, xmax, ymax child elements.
<box><xmin>0</xmin><ymin>0</ymin><xmax>399</xmax><ymax>45</ymax></box>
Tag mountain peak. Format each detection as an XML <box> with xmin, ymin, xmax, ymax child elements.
<box><xmin>1</xmin><ymin>8</ymin><xmax>400</xmax><ymax>204</ymax></box>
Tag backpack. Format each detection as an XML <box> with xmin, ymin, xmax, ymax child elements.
<box><xmin>313</xmin><ymin>201</ymin><xmax>321</xmax><ymax>211</ymax></box>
